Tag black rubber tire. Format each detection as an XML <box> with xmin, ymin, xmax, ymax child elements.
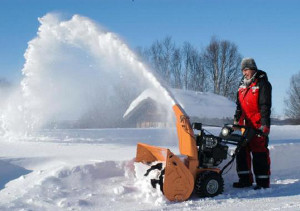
<box><xmin>195</xmin><ymin>171</ymin><xmax>224</xmax><ymax>197</ymax></box>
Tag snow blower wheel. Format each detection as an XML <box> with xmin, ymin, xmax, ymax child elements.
<box><xmin>195</xmin><ymin>171</ymin><xmax>224</xmax><ymax>197</ymax></box>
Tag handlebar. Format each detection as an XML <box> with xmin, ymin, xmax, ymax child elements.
<box><xmin>220</xmin><ymin>124</ymin><xmax>265</xmax><ymax>147</ymax></box>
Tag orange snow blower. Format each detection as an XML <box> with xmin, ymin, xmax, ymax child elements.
<box><xmin>135</xmin><ymin>104</ymin><xmax>259</xmax><ymax>201</ymax></box>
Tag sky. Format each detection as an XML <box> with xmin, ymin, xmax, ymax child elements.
<box><xmin>1</xmin><ymin>0</ymin><xmax>300</xmax><ymax>117</ymax></box>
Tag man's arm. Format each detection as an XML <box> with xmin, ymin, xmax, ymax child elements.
<box><xmin>234</xmin><ymin>91</ymin><xmax>242</xmax><ymax>123</ymax></box>
<box><xmin>259</xmin><ymin>79</ymin><xmax>272</xmax><ymax>127</ymax></box>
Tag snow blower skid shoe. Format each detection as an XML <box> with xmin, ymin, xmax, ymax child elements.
<box><xmin>135</xmin><ymin>143</ymin><xmax>194</xmax><ymax>201</ymax></box>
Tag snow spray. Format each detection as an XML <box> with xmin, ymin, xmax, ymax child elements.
<box><xmin>0</xmin><ymin>13</ymin><xmax>176</xmax><ymax>136</ymax></box>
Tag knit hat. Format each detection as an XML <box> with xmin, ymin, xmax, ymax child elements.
<box><xmin>241</xmin><ymin>57</ymin><xmax>257</xmax><ymax>71</ymax></box>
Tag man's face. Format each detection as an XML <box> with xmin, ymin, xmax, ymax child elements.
<box><xmin>242</xmin><ymin>68</ymin><xmax>256</xmax><ymax>80</ymax></box>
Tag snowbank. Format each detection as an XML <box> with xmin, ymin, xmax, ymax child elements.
<box><xmin>124</xmin><ymin>88</ymin><xmax>235</xmax><ymax>120</ymax></box>
<box><xmin>0</xmin><ymin>126</ymin><xmax>300</xmax><ymax>210</ymax></box>
<box><xmin>171</xmin><ymin>88</ymin><xmax>235</xmax><ymax>119</ymax></box>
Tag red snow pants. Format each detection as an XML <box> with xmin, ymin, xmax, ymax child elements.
<box><xmin>236</xmin><ymin>135</ymin><xmax>271</xmax><ymax>187</ymax></box>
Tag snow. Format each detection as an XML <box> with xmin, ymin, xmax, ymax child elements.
<box><xmin>124</xmin><ymin>88</ymin><xmax>235</xmax><ymax>120</ymax></box>
<box><xmin>123</xmin><ymin>88</ymin><xmax>174</xmax><ymax>119</ymax></box>
<box><xmin>0</xmin><ymin>13</ymin><xmax>175</xmax><ymax>134</ymax></box>
<box><xmin>0</xmin><ymin>13</ymin><xmax>299</xmax><ymax>211</ymax></box>
<box><xmin>1</xmin><ymin>126</ymin><xmax>300</xmax><ymax>210</ymax></box>
<box><xmin>170</xmin><ymin>89</ymin><xmax>235</xmax><ymax>119</ymax></box>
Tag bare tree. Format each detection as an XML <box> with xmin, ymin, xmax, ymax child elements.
<box><xmin>196</xmin><ymin>59</ymin><xmax>208</xmax><ymax>92</ymax></box>
<box><xmin>137</xmin><ymin>36</ymin><xmax>241</xmax><ymax>99</ymax></box>
<box><xmin>285</xmin><ymin>71</ymin><xmax>300</xmax><ymax>119</ymax></box>
<box><xmin>171</xmin><ymin>48</ymin><xmax>182</xmax><ymax>89</ymax></box>
<box><xmin>182</xmin><ymin>42</ymin><xmax>193</xmax><ymax>90</ymax></box>
<box><xmin>138</xmin><ymin>36</ymin><xmax>187</xmax><ymax>89</ymax></box>
<box><xmin>161</xmin><ymin>37</ymin><xmax>175</xmax><ymax>85</ymax></box>
<box><xmin>203</xmin><ymin>37</ymin><xmax>242</xmax><ymax>99</ymax></box>
<box><xmin>182</xmin><ymin>42</ymin><xmax>206</xmax><ymax>91</ymax></box>
<box><xmin>146</xmin><ymin>36</ymin><xmax>175</xmax><ymax>85</ymax></box>
<box><xmin>187</xmin><ymin>47</ymin><xmax>207</xmax><ymax>92</ymax></box>
<box><xmin>148</xmin><ymin>40</ymin><xmax>163</xmax><ymax>75</ymax></box>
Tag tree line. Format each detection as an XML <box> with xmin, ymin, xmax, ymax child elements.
<box><xmin>1</xmin><ymin>37</ymin><xmax>300</xmax><ymax>123</ymax></box>
<box><xmin>285</xmin><ymin>71</ymin><xmax>300</xmax><ymax>121</ymax></box>
<box><xmin>136</xmin><ymin>36</ymin><xmax>243</xmax><ymax>100</ymax></box>
<box><xmin>136</xmin><ymin>36</ymin><xmax>300</xmax><ymax>122</ymax></box>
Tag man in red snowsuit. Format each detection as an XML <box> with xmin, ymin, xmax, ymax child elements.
<box><xmin>233</xmin><ymin>58</ymin><xmax>272</xmax><ymax>190</ymax></box>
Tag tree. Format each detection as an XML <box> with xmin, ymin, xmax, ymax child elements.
<box><xmin>137</xmin><ymin>36</ymin><xmax>185</xmax><ymax>89</ymax></box>
<box><xmin>137</xmin><ymin>36</ymin><xmax>241</xmax><ymax>99</ymax></box>
<box><xmin>181</xmin><ymin>42</ymin><xmax>196</xmax><ymax>90</ymax></box>
<box><xmin>285</xmin><ymin>71</ymin><xmax>300</xmax><ymax>119</ymax></box>
<box><xmin>188</xmin><ymin>47</ymin><xmax>207</xmax><ymax>92</ymax></box>
<box><xmin>202</xmin><ymin>37</ymin><xmax>242</xmax><ymax>100</ymax></box>
<box><xmin>147</xmin><ymin>36</ymin><xmax>175</xmax><ymax>85</ymax></box>
<box><xmin>170</xmin><ymin>48</ymin><xmax>182</xmax><ymax>89</ymax></box>
<box><xmin>180</xmin><ymin>42</ymin><xmax>207</xmax><ymax>91</ymax></box>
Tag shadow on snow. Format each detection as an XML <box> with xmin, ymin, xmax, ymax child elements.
<box><xmin>0</xmin><ymin>158</ymin><xmax>32</xmax><ymax>190</ymax></box>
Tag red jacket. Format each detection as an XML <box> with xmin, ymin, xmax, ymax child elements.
<box><xmin>234</xmin><ymin>70</ymin><xmax>272</xmax><ymax>129</ymax></box>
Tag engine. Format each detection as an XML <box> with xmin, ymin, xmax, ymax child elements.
<box><xmin>193</xmin><ymin>123</ymin><xmax>228</xmax><ymax>168</ymax></box>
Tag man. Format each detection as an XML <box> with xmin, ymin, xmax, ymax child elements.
<box><xmin>233</xmin><ymin>57</ymin><xmax>272</xmax><ymax>190</ymax></box>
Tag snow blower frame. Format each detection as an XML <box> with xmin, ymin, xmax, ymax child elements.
<box><xmin>135</xmin><ymin>104</ymin><xmax>261</xmax><ymax>201</ymax></box>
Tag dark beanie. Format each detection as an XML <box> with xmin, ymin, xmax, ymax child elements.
<box><xmin>241</xmin><ymin>57</ymin><xmax>257</xmax><ymax>70</ymax></box>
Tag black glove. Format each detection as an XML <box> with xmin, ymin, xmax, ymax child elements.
<box><xmin>259</xmin><ymin>125</ymin><xmax>270</xmax><ymax>136</ymax></box>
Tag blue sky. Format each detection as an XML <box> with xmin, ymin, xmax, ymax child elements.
<box><xmin>1</xmin><ymin>0</ymin><xmax>300</xmax><ymax>116</ymax></box>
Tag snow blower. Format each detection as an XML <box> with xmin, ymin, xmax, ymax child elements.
<box><xmin>135</xmin><ymin>104</ymin><xmax>260</xmax><ymax>201</ymax></box>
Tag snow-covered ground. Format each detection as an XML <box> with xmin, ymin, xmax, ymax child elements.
<box><xmin>0</xmin><ymin>126</ymin><xmax>300</xmax><ymax>211</ymax></box>
<box><xmin>0</xmin><ymin>13</ymin><xmax>299</xmax><ymax>211</ymax></box>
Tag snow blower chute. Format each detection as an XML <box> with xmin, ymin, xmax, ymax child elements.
<box><xmin>135</xmin><ymin>104</ymin><xmax>261</xmax><ymax>201</ymax></box>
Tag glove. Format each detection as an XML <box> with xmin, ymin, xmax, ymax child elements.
<box><xmin>259</xmin><ymin>125</ymin><xmax>270</xmax><ymax>136</ymax></box>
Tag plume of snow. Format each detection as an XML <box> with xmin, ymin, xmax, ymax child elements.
<box><xmin>1</xmin><ymin>13</ymin><xmax>176</xmax><ymax>135</ymax></box>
